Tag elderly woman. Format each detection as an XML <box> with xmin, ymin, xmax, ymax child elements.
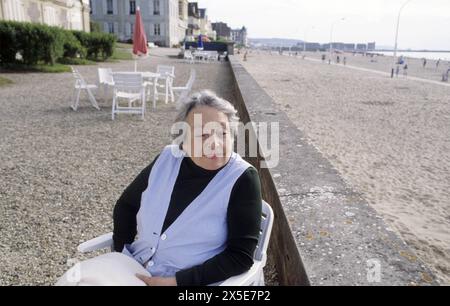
<box><xmin>111</xmin><ymin>90</ymin><xmax>262</xmax><ymax>286</ymax></box>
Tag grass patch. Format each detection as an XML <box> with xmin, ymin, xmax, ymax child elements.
<box><xmin>0</xmin><ymin>45</ymin><xmax>132</xmax><ymax>72</ymax></box>
<box><xmin>57</xmin><ymin>57</ymin><xmax>97</xmax><ymax>65</ymax></box>
<box><xmin>0</xmin><ymin>63</ymin><xmax>71</xmax><ymax>73</ymax></box>
<box><xmin>109</xmin><ymin>49</ymin><xmax>133</xmax><ymax>61</ymax></box>
<box><xmin>0</xmin><ymin>76</ymin><xmax>13</xmax><ymax>86</ymax></box>
<box><xmin>116</xmin><ymin>42</ymin><xmax>132</xmax><ymax>49</ymax></box>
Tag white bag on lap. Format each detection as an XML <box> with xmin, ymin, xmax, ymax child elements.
<box><xmin>55</xmin><ymin>252</ymin><xmax>151</xmax><ymax>286</ymax></box>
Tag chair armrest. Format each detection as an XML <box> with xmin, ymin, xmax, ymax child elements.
<box><xmin>172</xmin><ymin>86</ymin><xmax>188</xmax><ymax>91</ymax></box>
<box><xmin>219</xmin><ymin>260</ymin><xmax>264</xmax><ymax>286</ymax></box>
<box><xmin>77</xmin><ymin>232</ymin><xmax>114</xmax><ymax>253</ymax></box>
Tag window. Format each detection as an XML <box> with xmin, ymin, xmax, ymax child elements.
<box><xmin>44</xmin><ymin>6</ymin><xmax>57</xmax><ymax>26</ymax></box>
<box><xmin>107</xmin><ymin>0</ymin><xmax>113</xmax><ymax>14</ymax></box>
<box><xmin>4</xmin><ymin>0</ymin><xmax>25</xmax><ymax>21</ymax></box>
<box><xmin>108</xmin><ymin>22</ymin><xmax>114</xmax><ymax>34</ymax></box>
<box><xmin>178</xmin><ymin>1</ymin><xmax>183</xmax><ymax>18</ymax></box>
<box><xmin>89</xmin><ymin>0</ymin><xmax>92</xmax><ymax>14</ymax></box>
<box><xmin>130</xmin><ymin>22</ymin><xmax>134</xmax><ymax>35</ymax></box>
<box><xmin>130</xmin><ymin>1</ymin><xmax>136</xmax><ymax>15</ymax></box>
<box><xmin>153</xmin><ymin>0</ymin><xmax>160</xmax><ymax>15</ymax></box>
<box><xmin>154</xmin><ymin>24</ymin><xmax>161</xmax><ymax>36</ymax></box>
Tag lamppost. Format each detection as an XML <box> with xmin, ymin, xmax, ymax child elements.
<box><xmin>391</xmin><ymin>0</ymin><xmax>413</xmax><ymax>77</ymax></box>
<box><xmin>329</xmin><ymin>18</ymin><xmax>345</xmax><ymax>64</ymax></box>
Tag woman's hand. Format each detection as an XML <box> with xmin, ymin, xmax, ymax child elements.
<box><xmin>136</xmin><ymin>274</ymin><xmax>177</xmax><ymax>286</ymax></box>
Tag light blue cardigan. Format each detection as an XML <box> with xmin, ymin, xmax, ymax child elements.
<box><xmin>122</xmin><ymin>145</ymin><xmax>252</xmax><ymax>277</ymax></box>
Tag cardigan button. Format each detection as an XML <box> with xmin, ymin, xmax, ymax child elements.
<box><xmin>161</xmin><ymin>234</ymin><xmax>167</xmax><ymax>241</ymax></box>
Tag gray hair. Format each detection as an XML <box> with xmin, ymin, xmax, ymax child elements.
<box><xmin>173</xmin><ymin>90</ymin><xmax>239</xmax><ymax>139</ymax></box>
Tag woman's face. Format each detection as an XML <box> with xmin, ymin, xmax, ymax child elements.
<box><xmin>183</xmin><ymin>106</ymin><xmax>233</xmax><ymax>170</ymax></box>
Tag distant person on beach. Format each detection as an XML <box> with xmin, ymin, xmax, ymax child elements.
<box><xmin>436</xmin><ymin>59</ymin><xmax>441</xmax><ymax>69</ymax></box>
<box><xmin>395</xmin><ymin>65</ymin><xmax>400</xmax><ymax>77</ymax></box>
<box><xmin>343</xmin><ymin>57</ymin><xmax>347</xmax><ymax>65</ymax></box>
<box><xmin>442</xmin><ymin>68</ymin><xmax>449</xmax><ymax>82</ymax></box>
<box><xmin>336</xmin><ymin>55</ymin><xmax>340</xmax><ymax>64</ymax></box>
<box><xmin>422</xmin><ymin>58</ymin><xmax>427</xmax><ymax>68</ymax></box>
<box><xmin>321</xmin><ymin>54</ymin><xmax>326</xmax><ymax>63</ymax></box>
<box><xmin>403</xmin><ymin>64</ymin><xmax>408</xmax><ymax>77</ymax></box>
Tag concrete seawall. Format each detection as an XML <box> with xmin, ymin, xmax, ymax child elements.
<box><xmin>228</xmin><ymin>55</ymin><xmax>438</xmax><ymax>286</ymax></box>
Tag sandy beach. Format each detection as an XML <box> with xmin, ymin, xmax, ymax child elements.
<box><xmin>241</xmin><ymin>52</ymin><xmax>450</xmax><ymax>284</ymax></box>
<box><xmin>280</xmin><ymin>50</ymin><xmax>450</xmax><ymax>83</ymax></box>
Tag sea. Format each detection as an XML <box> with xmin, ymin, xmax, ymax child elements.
<box><xmin>374</xmin><ymin>51</ymin><xmax>450</xmax><ymax>62</ymax></box>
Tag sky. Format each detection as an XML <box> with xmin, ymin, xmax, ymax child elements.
<box><xmin>196</xmin><ymin>0</ymin><xmax>450</xmax><ymax>50</ymax></box>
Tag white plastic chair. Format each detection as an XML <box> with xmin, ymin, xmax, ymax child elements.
<box><xmin>154</xmin><ymin>65</ymin><xmax>175</xmax><ymax>104</ymax></box>
<box><xmin>183</xmin><ymin>50</ymin><xmax>195</xmax><ymax>64</ymax></box>
<box><xmin>219</xmin><ymin>51</ymin><xmax>228</xmax><ymax>62</ymax></box>
<box><xmin>70</xmin><ymin>66</ymin><xmax>99</xmax><ymax>111</ymax></box>
<box><xmin>111</xmin><ymin>73</ymin><xmax>145</xmax><ymax>120</ymax></box>
<box><xmin>98</xmin><ymin>68</ymin><xmax>114</xmax><ymax>102</ymax></box>
<box><xmin>77</xmin><ymin>200</ymin><xmax>274</xmax><ymax>286</ymax></box>
<box><xmin>172</xmin><ymin>69</ymin><xmax>196</xmax><ymax>109</ymax></box>
<box><xmin>207</xmin><ymin>51</ymin><xmax>219</xmax><ymax>63</ymax></box>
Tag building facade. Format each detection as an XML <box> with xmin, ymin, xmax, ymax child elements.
<box><xmin>0</xmin><ymin>0</ymin><xmax>90</xmax><ymax>31</ymax></box>
<box><xmin>90</xmin><ymin>0</ymin><xmax>188</xmax><ymax>47</ymax></box>
<box><xmin>211</xmin><ymin>21</ymin><xmax>230</xmax><ymax>40</ymax></box>
<box><xmin>187</xmin><ymin>1</ymin><xmax>199</xmax><ymax>37</ymax></box>
<box><xmin>295</xmin><ymin>42</ymin><xmax>321</xmax><ymax>51</ymax></box>
<box><xmin>186</xmin><ymin>2</ymin><xmax>214</xmax><ymax>40</ymax></box>
<box><xmin>230</xmin><ymin>26</ymin><xmax>247</xmax><ymax>46</ymax></box>
<box><xmin>356</xmin><ymin>43</ymin><xmax>367</xmax><ymax>51</ymax></box>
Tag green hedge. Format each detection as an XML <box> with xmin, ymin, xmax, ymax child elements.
<box><xmin>62</xmin><ymin>31</ymin><xmax>86</xmax><ymax>59</ymax></box>
<box><xmin>72</xmin><ymin>30</ymin><xmax>116</xmax><ymax>60</ymax></box>
<box><xmin>0</xmin><ymin>21</ymin><xmax>116</xmax><ymax>65</ymax></box>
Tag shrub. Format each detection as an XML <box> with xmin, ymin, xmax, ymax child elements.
<box><xmin>72</xmin><ymin>30</ymin><xmax>116</xmax><ymax>60</ymax></box>
<box><xmin>0</xmin><ymin>21</ymin><xmax>17</xmax><ymax>63</ymax></box>
<box><xmin>89</xmin><ymin>21</ymin><xmax>101</xmax><ymax>33</ymax></box>
<box><xmin>62</xmin><ymin>31</ymin><xmax>86</xmax><ymax>59</ymax></box>
<box><xmin>0</xmin><ymin>21</ymin><xmax>116</xmax><ymax>66</ymax></box>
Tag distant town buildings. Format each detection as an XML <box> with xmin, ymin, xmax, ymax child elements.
<box><xmin>0</xmin><ymin>0</ymin><xmax>91</xmax><ymax>31</ymax></box>
<box><xmin>290</xmin><ymin>41</ymin><xmax>376</xmax><ymax>52</ymax></box>
<box><xmin>356</xmin><ymin>43</ymin><xmax>367</xmax><ymax>51</ymax></box>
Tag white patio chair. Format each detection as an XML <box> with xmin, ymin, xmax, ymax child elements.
<box><xmin>207</xmin><ymin>51</ymin><xmax>219</xmax><ymax>63</ymax></box>
<box><xmin>97</xmin><ymin>68</ymin><xmax>114</xmax><ymax>102</ymax></box>
<box><xmin>77</xmin><ymin>200</ymin><xmax>274</xmax><ymax>286</ymax></box>
<box><xmin>219</xmin><ymin>51</ymin><xmax>228</xmax><ymax>62</ymax></box>
<box><xmin>70</xmin><ymin>66</ymin><xmax>99</xmax><ymax>111</ymax></box>
<box><xmin>183</xmin><ymin>50</ymin><xmax>195</xmax><ymax>64</ymax></box>
<box><xmin>111</xmin><ymin>73</ymin><xmax>145</xmax><ymax>120</ymax></box>
<box><xmin>172</xmin><ymin>69</ymin><xmax>196</xmax><ymax>109</ymax></box>
<box><xmin>153</xmin><ymin>65</ymin><xmax>175</xmax><ymax>104</ymax></box>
